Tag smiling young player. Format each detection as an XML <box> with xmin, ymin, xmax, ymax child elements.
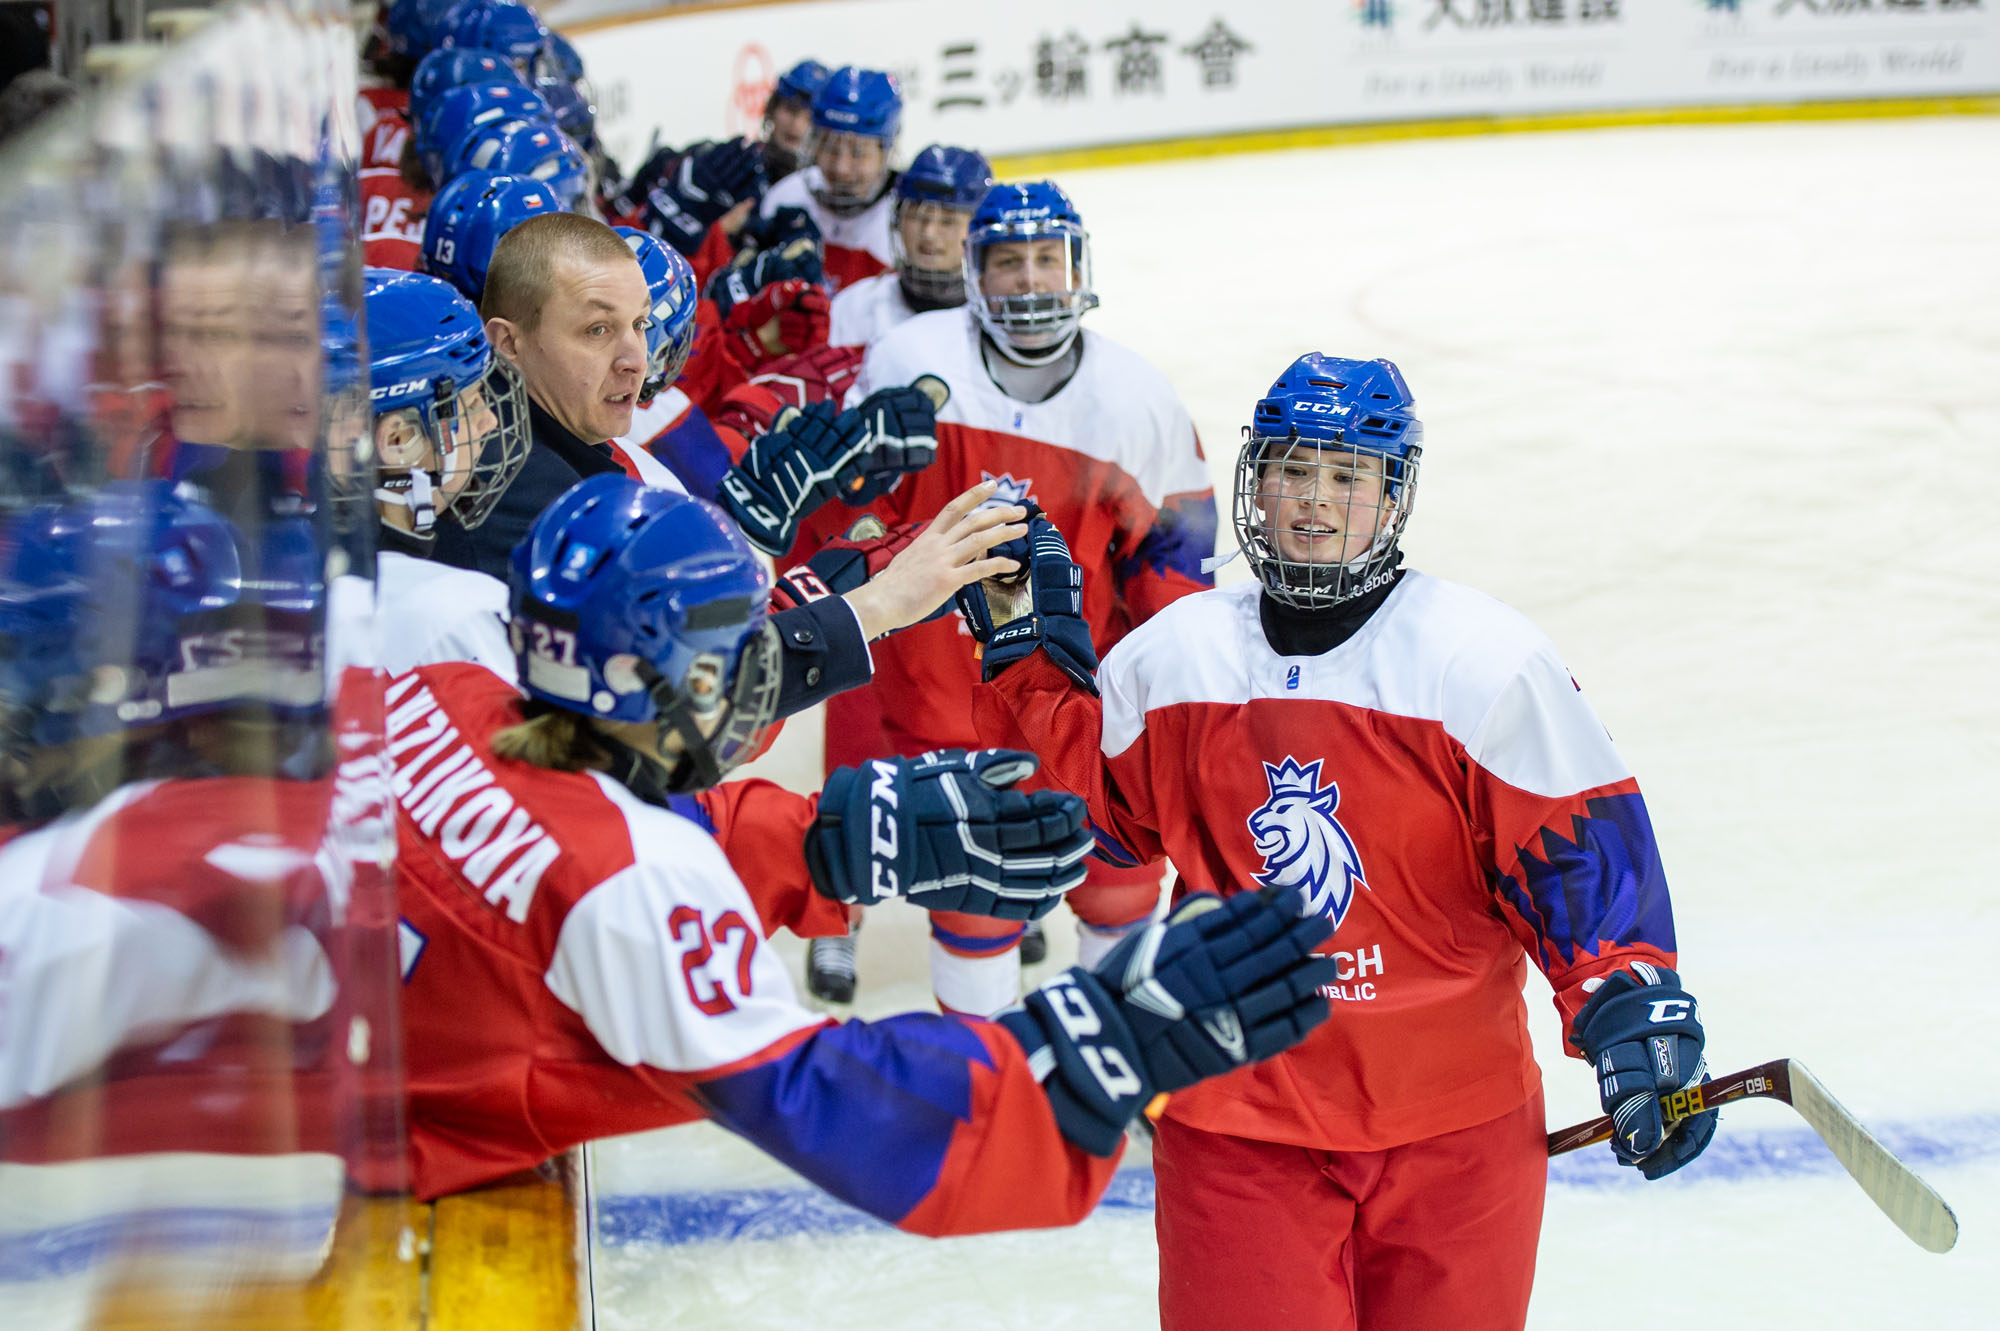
<box><xmin>967</xmin><ymin>352</ymin><xmax>1715</xmax><ymax>1331</ymax></box>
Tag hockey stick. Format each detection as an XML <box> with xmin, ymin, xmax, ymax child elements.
<box><xmin>1547</xmin><ymin>1058</ymin><xmax>1960</xmax><ymax>1253</ymax></box>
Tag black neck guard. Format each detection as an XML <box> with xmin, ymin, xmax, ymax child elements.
<box><xmin>1257</xmin><ymin>564</ymin><xmax>1406</xmax><ymax>658</ymax></box>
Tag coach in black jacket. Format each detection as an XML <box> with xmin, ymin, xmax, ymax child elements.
<box><xmin>434</xmin><ymin>212</ymin><xmax>1016</xmax><ymax>719</ymax></box>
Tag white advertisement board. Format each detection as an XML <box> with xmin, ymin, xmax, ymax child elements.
<box><xmin>570</xmin><ymin>0</ymin><xmax>2000</xmax><ymax>171</ymax></box>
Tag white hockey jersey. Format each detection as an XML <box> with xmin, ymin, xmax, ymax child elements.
<box><xmin>828</xmin><ymin>270</ymin><xmax>915</xmax><ymax>348</ymax></box>
<box><xmin>375</xmin><ymin>548</ymin><xmax>514</xmax><ymax>680</ymax></box>
<box><xmin>822</xmin><ymin>308</ymin><xmax>1217</xmax><ymax>751</ymax></box>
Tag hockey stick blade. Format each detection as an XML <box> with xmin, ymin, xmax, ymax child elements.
<box><xmin>1547</xmin><ymin>1058</ymin><xmax>1959</xmax><ymax>1253</ymax></box>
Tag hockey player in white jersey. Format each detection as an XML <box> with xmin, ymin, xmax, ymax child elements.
<box><xmin>362</xmin><ymin>267</ymin><xmax>532</xmax><ymax>675</ymax></box>
<box><xmin>828</xmin><ymin>144</ymin><xmax>992</xmax><ymax>349</ymax></box>
<box><xmin>757</xmin><ymin>66</ymin><xmax>901</xmax><ymax>294</ymax></box>
<box><xmin>964</xmin><ymin>353</ymin><xmax>1713</xmax><ymax>1331</ymax></box>
<box><xmin>807</xmin><ymin>180</ymin><xmax>1218</xmax><ymax>1015</ymax></box>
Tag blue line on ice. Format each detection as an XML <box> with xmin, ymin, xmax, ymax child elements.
<box><xmin>594</xmin><ymin>1114</ymin><xmax>2000</xmax><ymax>1249</ymax></box>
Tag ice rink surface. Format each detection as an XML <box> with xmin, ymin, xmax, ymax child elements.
<box><xmin>587</xmin><ymin>116</ymin><xmax>2000</xmax><ymax>1328</ymax></box>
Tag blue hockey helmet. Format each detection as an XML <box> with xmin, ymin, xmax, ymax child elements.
<box><xmin>448</xmin><ymin>119</ymin><xmax>591</xmax><ymax>212</ymax></box>
<box><xmin>423</xmin><ymin>170</ymin><xmax>562</xmax><ymax>302</ymax></box>
<box><xmin>964</xmin><ymin>180</ymin><xmax>1097</xmax><ymax>364</ymax></box>
<box><xmin>772</xmin><ymin>59</ymin><xmax>832</xmax><ymax>108</ymax></box>
<box><xmin>415</xmin><ymin>79</ymin><xmax>551</xmax><ymax>184</ymax></box>
<box><xmin>761</xmin><ymin>59</ymin><xmax>830</xmax><ymax>179</ymax></box>
<box><xmin>409</xmin><ymin>45</ymin><xmax>526</xmax><ymax>125</ymax></box>
<box><xmin>384</xmin><ymin>0</ymin><xmax>462</xmax><ymax>59</ymax></box>
<box><xmin>1232</xmin><ymin>353</ymin><xmax>1424</xmax><ymax>609</ymax></box>
<box><xmin>613</xmin><ymin>226</ymin><xmax>700</xmax><ymax>402</ymax></box>
<box><xmin>893</xmin><ymin>145</ymin><xmax>993</xmax><ymax>304</ymax></box>
<box><xmin>809</xmin><ymin>68</ymin><xmax>900</xmax><ymax>214</ymax></box>
<box><xmin>530</xmin><ymin>32</ymin><xmax>596</xmax><ymax>149</ymax></box>
<box><xmin>508</xmin><ymin>475</ymin><xmax>782</xmax><ymax>793</ymax></box>
<box><xmin>363</xmin><ymin>267</ymin><xmax>533</xmax><ymax>534</ymax></box>
<box><xmin>438</xmin><ymin>0</ymin><xmax>550</xmax><ymax>74</ymax></box>
<box><xmin>811</xmin><ymin>66</ymin><xmax>901</xmax><ymax>140</ymax></box>
<box><xmin>0</xmin><ymin>483</ymin><xmax>244</xmax><ymax>757</ymax></box>
<box><xmin>898</xmin><ymin>145</ymin><xmax>995</xmax><ymax>210</ymax></box>
<box><xmin>534</xmin><ymin>72</ymin><xmax>597</xmax><ymax>151</ymax></box>
<box><xmin>541</xmin><ymin>30</ymin><xmax>586</xmax><ymax>84</ymax></box>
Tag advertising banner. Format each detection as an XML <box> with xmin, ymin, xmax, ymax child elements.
<box><xmin>569</xmin><ymin>0</ymin><xmax>2000</xmax><ymax>170</ymax></box>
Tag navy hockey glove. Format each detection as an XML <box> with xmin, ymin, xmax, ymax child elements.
<box><xmin>716</xmin><ymin>384</ymin><xmax>938</xmax><ymax>554</ymax></box>
<box><xmin>999</xmin><ymin>890</ymin><xmax>1339</xmax><ymax>1156</ymax></box>
<box><xmin>835</xmin><ymin>383</ymin><xmax>937</xmax><ymax>505</ymax></box>
<box><xmin>638</xmin><ymin>137</ymin><xmax>764</xmax><ymax>254</ymax></box>
<box><xmin>956</xmin><ymin>514</ymin><xmax>1099</xmax><ymax>695</ymax></box>
<box><xmin>737</xmin><ymin>203</ymin><xmax>821</xmax><ymax>257</ymax></box>
<box><xmin>707</xmin><ymin>235</ymin><xmax>824</xmax><ymax>318</ymax></box>
<box><xmin>805</xmin><ymin>749</ymin><xmax>1092</xmax><ymax>919</ymax></box>
<box><xmin>1570</xmin><ymin>961</ymin><xmax>1716</xmax><ymax>1179</ymax></box>
<box><xmin>716</xmin><ymin>400</ymin><xmax>846</xmax><ymax>553</ymax></box>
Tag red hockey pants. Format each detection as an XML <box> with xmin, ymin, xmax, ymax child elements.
<box><xmin>1152</xmin><ymin>1091</ymin><xmax>1546</xmax><ymax>1331</ymax></box>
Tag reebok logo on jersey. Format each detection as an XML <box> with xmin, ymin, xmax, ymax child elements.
<box><xmin>1247</xmin><ymin>756</ymin><xmax>1370</xmax><ymax>927</ymax></box>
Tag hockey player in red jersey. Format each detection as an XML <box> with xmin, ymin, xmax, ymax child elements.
<box><xmin>804</xmin><ymin>180</ymin><xmax>1218</xmax><ymax>1015</ymax></box>
<box><xmin>967</xmin><ymin>353</ymin><xmax>1716</xmax><ymax>1330</ymax></box>
<box><xmin>756</xmin><ymin>67</ymin><xmax>901</xmax><ymax>294</ymax></box>
<box><xmin>388</xmin><ymin>472</ymin><xmax>1340</xmax><ymax>1222</ymax></box>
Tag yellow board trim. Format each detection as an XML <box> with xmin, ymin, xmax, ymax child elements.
<box><xmin>988</xmin><ymin>96</ymin><xmax>2000</xmax><ymax>176</ymax></box>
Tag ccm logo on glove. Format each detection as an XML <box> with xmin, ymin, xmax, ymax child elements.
<box><xmin>867</xmin><ymin>758</ymin><xmax>900</xmax><ymax>897</ymax></box>
<box><xmin>1042</xmin><ymin>975</ymin><xmax>1148</xmax><ymax>1101</ymax></box>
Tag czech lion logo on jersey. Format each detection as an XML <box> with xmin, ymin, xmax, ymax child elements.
<box><xmin>1247</xmin><ymin>757</ymin><xmax>1369</xmax><ymax>925</ymax></box>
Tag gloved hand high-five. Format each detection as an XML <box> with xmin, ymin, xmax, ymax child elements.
<box><xmin>708</xmin><ymin>236</ymin><xmax>824</xmax><ymax>317</ymax></box>
<box><xmin>956</xmin><ymin>513</ymin><xmax>1099</xmax><ymax>694</ymax></box>
<box><xmin>717</xmin><ymin>382</ymin><xmax>940</xmax><ymax>554</ymax></box>
<box><xmin>1000</xmin><ymin>889</ymin><xmax>1340</xmax><ymax>1156</ymax></box>
<box><xmin>1569</xmin><ymin>961</ymin><xmax>1716</xmax><ymax>1179</ymax></box>
<box><xmin>806</xmin><ymin>749</ymin><xmax>1091</xmax><ymax>919</ymax></box>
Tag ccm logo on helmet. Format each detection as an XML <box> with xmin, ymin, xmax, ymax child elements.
<box><xmin>371</xmin><ymin>378</ymin><xmax>431</xmax><ymax>401</ymax></box>
<box><xmin>1294</xmin><ymin>401</ymin><xmax>1347</xmax><ymax>416</ymax></box>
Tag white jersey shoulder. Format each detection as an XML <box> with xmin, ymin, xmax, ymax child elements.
<box><xmin>829</xmin><ymin>271</ymin><xmax>913</xmax><ymax>348</ymax></box>
<box><xmin>1099</xmin><ymin>573</ymin><xmax>1629</xmax><ymax>798</ymax></box>
<box><xmin>857</xmin><ymin>311</ymin><xmax>1206</xmax><ymax>506</ymax></box>
<box><xmin>376</xmin><ymin>549</ymin><xmax>515</xmax><ymax>681</ymax></box>
<box><xmin>542</xmin><ymin>773</ymin><xmax>824</xmax><ymax>1075</ymax></box>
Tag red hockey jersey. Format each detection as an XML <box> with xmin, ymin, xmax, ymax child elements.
<box><xmin>357</xmin><ymin>90</ymin><xmax>426</xmax><ymax>271</ymax></box>
<box><xmin>974</xmin><ymin>574</ymin><xmax>1680</xmax><ymax>1152</ymax></box>
<box><xmin>821</xmin><ymin>309</ymin><xmax>1216</xmax><ymax>753</ymax></box>
<box><xmin>390</xmin><ymin>663</ymin><xmax>1121</xmax><ymax>1224</ymax></box>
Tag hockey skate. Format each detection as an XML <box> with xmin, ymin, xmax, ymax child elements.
<box><xmin>806</xmin><ymin>923</ymin><xmax>860</xmax><ymax>1004</ymax></box>
<box><xmin>1019</xmin><ymin>918</ymin><xmax>1048</xmax><ymax>966</ymax></box>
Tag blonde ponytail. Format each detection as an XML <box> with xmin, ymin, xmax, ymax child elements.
<box><xmin>490</xmin><ymin>703</ymin><xmax>610</xmax><ymax>772</ymax></box>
